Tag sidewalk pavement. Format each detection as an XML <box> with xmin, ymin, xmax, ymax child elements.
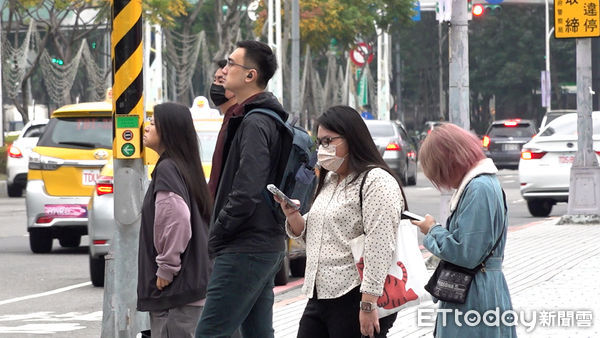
<box><xmin>273</xmin><ymin>217</ymin><xmax>600</xmax><ymax>337</ymax></box>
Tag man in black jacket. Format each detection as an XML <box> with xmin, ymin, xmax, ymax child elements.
<box><xmin>195</xmin><ymin>40</ymin><xmax>287</xmax><ymax>338</ymax></box>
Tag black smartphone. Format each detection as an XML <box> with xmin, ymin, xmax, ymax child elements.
<box><xmin>401</xmin><ymin>210</ymin><xmax>425</xmax><ymax>222</ymax></box>
<box><xmin>267</xmin><ymin>184</ymin><xmax>300</xmax><ymax>210</ymax></box>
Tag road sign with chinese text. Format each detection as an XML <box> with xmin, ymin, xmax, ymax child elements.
<box><xmin>554</xmin><ymin>0</ymin><xmax>600</xmax><ymax>38</ymax></box>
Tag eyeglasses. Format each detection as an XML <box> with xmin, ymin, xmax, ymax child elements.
<box><xmin>316</xmin><ymin>136</ymin><xmax>343</xmax><ymax>148</ymax></box>
<box><xmin>227</xmin><ymin>59</ymin><xmax>254</xmax><ymax>70</ymax></box>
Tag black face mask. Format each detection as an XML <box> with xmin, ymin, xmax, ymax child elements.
<box><xmin>210</xmin><ymin>84</ymin><xmax>229</xmax><ymax>106</ymax></box>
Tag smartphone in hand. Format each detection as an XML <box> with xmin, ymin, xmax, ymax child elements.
<box><xmin>401</xmin><ymin>210</ymin><xmax>425</xmax><ymax>222</ymax></box>
<box><xmin>267</xmin><ymin>184</ymin><xmax>300</xmax><ymax>210</ymax></box>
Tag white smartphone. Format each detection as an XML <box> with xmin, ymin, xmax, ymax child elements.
<box><xmin>401</xmin><ymin>210</ymin><xmax>425</xmax><ymax>222</ymax></box>
<box><xmin>267</xmin><ymin>184</ymin><xmax>300</xmax><ymax>210</ymax></box>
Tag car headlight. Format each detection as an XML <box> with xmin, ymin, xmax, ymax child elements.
<box><xmin>28</xmin><ymin>151</ymin><xmax>64</xmax><ymax>170</ymax></box>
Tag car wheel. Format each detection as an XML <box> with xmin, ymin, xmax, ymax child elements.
<box><xmin>274</xmin><ymin>255</ymin><xmax>290</xmax><ymax>286</ymax></box>
<box><xmin>527</xmin><ymin>199</ymin><xmax>553</xmax><ymax>217</ymax></box>
<box><xmin>401</xmin><ymin>165</ymin><xmax>409</xmax><ymax>186</ymax></box>
<box><xmin>407</xmin><ymin>165</ymin><xmax>417</xmax><ymax>186</ymax></box>
<box><xmin>290</xmin><ymin>256</ymin><xmax>306</xmax><ymax>277</ymax></box>
<box><xmin>29</xmin><ymin>229</ymin><xmax>53</xmax><ymax>253</ymax></box>
<box><xmin>7</xmin><ymin>183</ymin><xmax>23</xmax><ymax>197</ymax></box>
<box><xmin>89</xmin><ymin>254</ymin><xmax>105</xmax><ymax>287</ymax></box>
<box><xmin>59</xmin><ymin>235</ymin><xmax>81</xmax><ymax>248</ymax></box>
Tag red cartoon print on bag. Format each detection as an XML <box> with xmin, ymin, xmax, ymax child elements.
<box><xmin>356</xmin><ymin>257</ymin><xmax>418</xmax><ymax>309</ymax></box>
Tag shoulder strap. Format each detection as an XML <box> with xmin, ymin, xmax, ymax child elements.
<box><xmin>478</xmin><ymin>188</ymin><xmax>508</xmax><ymax>269</ymax></box>
<box><xmin>246</xmin><ymin>108</ymin><xmax>293</xmax><ymax>133</ymax></box>
<box><xmin>359</xmin><ymin>168</ymin><xmax>375</xmax><ymax>210</ymax></box>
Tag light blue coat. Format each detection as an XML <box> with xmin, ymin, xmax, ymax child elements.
<box><xmin>424</xmin><ymin>174</ymin><xmax>517</xmax><ymax>337</ymax></box>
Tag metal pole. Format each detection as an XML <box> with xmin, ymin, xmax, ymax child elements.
<box><xmin>394</xmin><ymin>39</ymin><xmax>403</xmax><ymax>122</ymax></box>
<box><xmin>438</xmin><ymin>22</ymin><xmax>445</xmax><ymax>120</ymax></box>
<box><xmin>565</xmin><ymin>38</ymin><xmax>600</xmax><ymax>218</ymax></box>
<box><xmin>448</xmin><ymin>0</ymin><xmax>469</xmax><ymax>130</ymax></box>
<box><xmin>102</xmin><ymin>0</ymin><xmax>149</xmax><ymax>336</ymax></box>
<box><xmin>544</xmin><ymin>0</ymin><xmax>551</xmax><ymax>113</ymax></box>
<box><xmin>290</xmin><ymin>0</ymin><xmax>300</xmax><ymax>119</ymax></box>
<box><xmin>275</xmin><ymin>0</ymin><xmax>282</xmax><ymax>103</ymax></box>
<box><xmin>377</xmin><ymin>30</ymin><xmax>391</xmax><ymax>120</ymax></box>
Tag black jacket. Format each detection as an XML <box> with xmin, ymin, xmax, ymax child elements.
<box><xmin>208</xmin><ymin>92</ymin><xmax>288</xmax><ymax>257</ymax></box>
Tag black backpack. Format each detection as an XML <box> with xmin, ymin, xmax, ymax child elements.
<box><xmin>245</xmin><ymin>108</ymin><xmax>318</xmax><ymax>219</ymax></box>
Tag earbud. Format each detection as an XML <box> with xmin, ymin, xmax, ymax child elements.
<box><xmin>247</xmin><ymin>73</ymin><xmax>253</xmax><ymax>79</ymax></box>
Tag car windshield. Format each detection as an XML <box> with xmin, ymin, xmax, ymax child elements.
<box><xmin>197</xmin><ymin>130</ymin><xmax>218</xmax><ymax>163</ymax></box>
<box><xmin>540</xmin><ymin>114</ymin><xmax>600</xmax><ymax>137</ymax></box>
<box><xmin>38</xmin><ymin>117</ymin><xmax>112</xmax><ymax>149</ymax></box>
<box><xmin>366</xmin><ymin>123</ymin><xmax>395</xmax><ymax>137</ymax></box>
<box><xmin>489</xmin><ymin>125</ymin><xmax>534</xmax><ymax>138</ymax></box>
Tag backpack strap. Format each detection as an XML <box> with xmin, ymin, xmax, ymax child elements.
<box><xmin>246</xmin><ymin>108</ymin><xmax>293</xmax><ymax>134</ymax></box>
<box><xmin>359</xmin><ymin>168</ymin><xmax>374</xmax><ymax>211</ymax></box>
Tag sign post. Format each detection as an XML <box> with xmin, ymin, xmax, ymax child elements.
<box><xmin>554</xmin><ymin>0</ymin><xmax>600</xmax><ymax>221</ymax></box>
<box><xmin>101</xmin><ymin>0</ymin><xmax>149</xmax><ymax>336</ymax></box>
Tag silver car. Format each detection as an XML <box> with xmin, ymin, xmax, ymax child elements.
<box><xmin>364</xmin><ymin>119</ymin><xmax>418</xmax><ymax>186</ymax></box>
<box><xmin>6</xmin><ymin>119</ymin><xmax>48</xmax><ymax>197</ymax></box>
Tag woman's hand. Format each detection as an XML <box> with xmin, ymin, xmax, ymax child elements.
<box><xmin>359</xmin><ymin>307</ymin><xmax>380</xmax><ymax>338</ymax></box>
<box><xmin>156</xmin><ymin>276</ymin><xmax>171</xmax><ymax>291</ymax></box>
<box><xmin>411</xmin><ymin>214</ymin><xmax>438</xmax><ymax>235</ymax></box>
<box><xmin>359</xmin><ymin>293</ymin><xmax>380</xmax><ymax>337</ymax></box>
<box><xmin>274</xmin><ymin>195</ymin><xmax>305</xmax><ymax>237</ymax></box>
<box><xmin>273</xmin><ymin>195</ymin><xmax>300</xmax><ymax>218</ymax></box>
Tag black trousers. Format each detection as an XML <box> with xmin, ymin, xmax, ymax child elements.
<box><xmin>297</xmin><ymin>286</ymin><xmax>398</xmax><ymax>338</ymax></box>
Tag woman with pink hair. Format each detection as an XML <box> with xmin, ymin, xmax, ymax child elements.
<box><xmin>412</xmin><ymin>123</ymin><xmax>516</xmax><ymax>337</ymax></box>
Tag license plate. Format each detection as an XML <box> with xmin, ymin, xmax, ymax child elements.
<box><xmin>559</xmin><ymin>155</ymin><xmax>575</xmax><ymax>164</ymax></box>
<box><xmin>44</xmin><ymin>204</ymin><xmax>88</xmax><ymax>218</ymax></box>
<box><xmin>82</xmin><ymin>169</ymin><xmax>100</xmax><ymax>186</ymax></box>
<box><xmin>502</xmin><ymin>144</ymin><xmax>520</xmax><ymax>151</ymax></box>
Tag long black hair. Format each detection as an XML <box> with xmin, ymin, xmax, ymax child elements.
<box><xmin>315</xmin><ymin>105</ymin><xmax>408</xmax><ymax>209</ymax></box>
<box><xmin>153</xmin><ymin>102</ymin><xmax>213</xmax><ymax>221</ymax></box>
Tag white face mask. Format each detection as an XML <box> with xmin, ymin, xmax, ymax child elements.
<box><xmin>317</xmin><ymin>144</ymin><xmax>346</xmax><ymax>172</ymax></box>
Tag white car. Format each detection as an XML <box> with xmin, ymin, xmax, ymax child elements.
<box><xmin>519</xmin><ymin>111</ymin><xmax>600</xmax><ymax>217</ymax></box>
<box><xmin>6</xmin><ymin>119</ymin><xmax>49</xmax><ymax>197</ymax></box>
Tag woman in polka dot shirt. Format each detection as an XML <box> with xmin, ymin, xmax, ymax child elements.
<box><xmin>275</xmin><ymin>105</ymin><xmax>407</xmax><ymax>338</ymax></box>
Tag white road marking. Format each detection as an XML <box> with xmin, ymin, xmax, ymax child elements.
<box><xmin>0</xmin><ymin>323</ymin><xmax>86</xmax><ymax>334</ymax></box>
<box><xmin>0</xmin><ymin>282</ymin><xmax>91</xmax><ymax>306</ymax></box>
<box><xmin>512</xmin><ymin>199</ymin><xmax>524</xmax><ymax>204</ymax></box>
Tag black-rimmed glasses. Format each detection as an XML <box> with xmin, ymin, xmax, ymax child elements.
<box><xmin>227</xmin><ymin>59</ymin><xmax>254</xmax><ymax>70</ymax></box>
<box><xmin>316</xmin><ymin>136</ymin><xmax>343</xmax><ymax>148</ymax></box>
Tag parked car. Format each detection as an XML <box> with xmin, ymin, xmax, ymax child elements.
<box><xmin>364</xmin><ymin>119</ymin><xmax>418</xmax><ymax>186</ymax></box>
<box><xmin>26</xmin><ymin>101</ymin><xmax>112</xmax><ymax>253</ymax></box>
<box><xmin>87</xmin><ymin>115</ymin><xmax>224</xmax><ymax>287</ymax></box>
<box><xmin>519</xmin><ymin>111</ymin><xmax>600</xmax><ymax>217</ymax></box>
<box><xmin>539</xmin><ymin>109</ymin><xmax>576</xmax><ymax>130</ymax></box>
<box><xmin>6</xmin><ymin>119</ymin><xmax>48</xmax><ymax>197</ymax></box>
<box><xmin>482</xmin><ymin>119</ymin><xmax>537</xmax><ymax>169</ymax></box>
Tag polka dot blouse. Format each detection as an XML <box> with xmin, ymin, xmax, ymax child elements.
<box><xmin>286</xmin><ymin>168</ymin><xmax>404</xmax><ymax>299</ymax></box>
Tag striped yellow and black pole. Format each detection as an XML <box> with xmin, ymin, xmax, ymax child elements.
<box><xmin>112</xmin><ymin>0</ymin><xmax>143</xmax><ymax>159</ymax></box>
<box><xmin>101</xmin><ymin>1</ymin><xmax>148</xmax><ymax>336</ymax></box>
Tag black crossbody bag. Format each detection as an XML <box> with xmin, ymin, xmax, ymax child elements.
<box><xmin>424</xmin><ymin>189</ymin><xmax>507</xmax><ymax>304</ymax></box>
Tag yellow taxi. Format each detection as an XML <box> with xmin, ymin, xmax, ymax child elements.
<box><xmin>26</xmin><ymin>101</ymin><xmax>113</xmax><ymax>253</ymax></box>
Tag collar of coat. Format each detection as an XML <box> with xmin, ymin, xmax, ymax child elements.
<box><xmin>449</xmin><ymin>158</ymin><xmax>498</xmax><ymax>212</ymax></box>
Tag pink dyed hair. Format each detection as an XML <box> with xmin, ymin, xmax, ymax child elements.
<box><xmin>419</xmin><ymin>123</ymin><xmax>486</xmax><ymax>190</ymax></box>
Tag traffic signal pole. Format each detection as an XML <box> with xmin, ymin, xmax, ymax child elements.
<box><xmin>448</xmin><ymin>0</ymin><xmax>470</xmax><ymax>131</ymax></box>
<box><xmin>101</xmin><ymin>0</ymin><xmax>149</xmax><ymax>336</ymax></box>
